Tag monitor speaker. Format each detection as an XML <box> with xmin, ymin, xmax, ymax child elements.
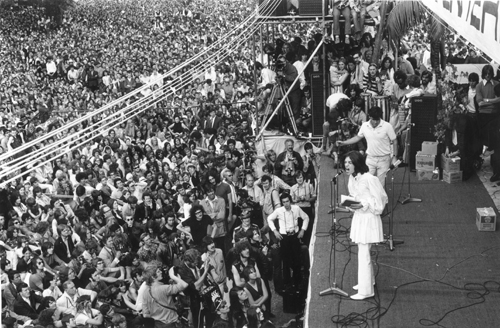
<box><xmin>310</xmin><ymin>72</ymin><xmax>329</xmax><ymax>137</ymax></box>
<box><xmin>409</xmin><ymin>96</ymin><xmax>438</xmax><ymax>170</ymax></box>
<box><xmin>259</xmin><ymin>0</ymin><xmax>288</xmax><ymax>16</ymax></box>
<box><xmin>299</xmin><ymin>0</ymin><xmax>327</xmax><ymax>16</ymax></box>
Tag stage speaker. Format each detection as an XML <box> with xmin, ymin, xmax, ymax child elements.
<box><xmin>310</xmin><ymin>72</ymin><xmax>329</xmax><ymax>137</ymax></box>
<box><xmin>410</xmin><ymin>96</ymin><xmax>438</xmax><ymax>170</ymax></box>
<box><xmin>299</xmin><ymin>0</ymin><xmax>327</xmax><ymax>16</ymax></box>
<box><xmin>259</xmin><ymin>0</ymin><xmax>288</xmax><ymax>16</ymax></box>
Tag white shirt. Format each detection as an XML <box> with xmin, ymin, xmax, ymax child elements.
<box><xmin>467</xmin><ymin>87</ymin><xmax>477</xmax><ymax>113</ymax></box>
<box><xmin>56</xmin><ymin>288</ymin><xmax>95</xmax><ymax>315</ymax></box>
<box><xmin>293</xmin><ymin>60</ymin><xmax>306</xmax><ymax>90</ymax></box>
<box><xmin>133</xmin><ymin>281</ymin><xmax>148</xmax><ymax>312</ymax></box>
<box><xmin>259</xmin><ymin>68</ymin><xmax>276</xmax><ymax>89</ymax></box>
<box><xmin>326</xmin><ymin>93</ymin><xmax>349</xmax><ymax>111</ymax></box>
<box><xmin>358</xmin><ymin>120</ymin><xmax>397</xmax><ymax>157</ymax></box>
<box><xmin>46</xmin><ymin>61</ymin><xmax>57</xmax><ymax>74</ymax></box>
<box><xmin>267</xmin><ymin>205</ymin><xmax>309</xmax><ymax>234</ymax></box>
<box><xmin>242</xmin><ymin>185</ymin><xmax>264</xmax><ymax>206</ymax></box>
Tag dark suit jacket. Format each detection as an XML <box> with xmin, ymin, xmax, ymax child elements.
<box><xmin>14</xmin><ymin>293</ymin><xmax>43</xmax><ymax>319</ymax></box>
<box><xmin>203</xmin><ymin>116</ymin><xmax>221</xmax><ymax>130</ymax></box>
<box><xmin>134</xmin><ymin>202</ymin><xmax>157</xmax><ymax>221</ymax></box>
<box><xmin>54</xmin><ymin>236</ymin><xmax>75</xmax><ymax>263</ymax></box>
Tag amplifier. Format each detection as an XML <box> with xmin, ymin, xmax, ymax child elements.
<box><xmin>310</xmin><ymin>73</ymin><xmax>329</xmax><ymax>137</ymax></box>
<box><xmin>409</xmin><ymin>96</ymin><xmax>438</xmax><ymax>170</ymax></box>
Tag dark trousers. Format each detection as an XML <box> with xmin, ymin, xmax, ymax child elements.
<box><xmin>287</xmin><ymin>87</ymin><xmax>302</xmax><ymax>118</ymax></box>
<box><xmin>280</xmin><ymin>232</ymin><xmax>302</xmax><ymax>287</ymax></box>
<box><xmin>491</xmin><ymin>118</ymin><xmax>500</xmax><ymax>175</ymax></box>
<box><xmin>478</xmin><ymin>112</ymin><xmax>499</xmax><ymax>148</ymax></box>
<box><xmin>299</xmin><ymin>206</ymin><xmax>314</xmax><ymax>246</ymax></box>
<box><xmin>271</xmin><ymin>246</ymin><xmax>283</xmax><ymax>293</ymax></box>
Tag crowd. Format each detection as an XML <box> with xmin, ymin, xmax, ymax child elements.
<box><xmin>1</xmin><ymin>0</ymin><xmax>498</xmax><ymax>326</ymax></box>
<box><xmin>0</xmin><ymin>0</ymin><xmax>323</xmax><ymax>327</ymax></box>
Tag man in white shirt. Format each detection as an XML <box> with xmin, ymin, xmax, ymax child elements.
<box><xmin>353</xmin><ymin>52</ymin><xmax>369</xmax><ymax>89</ymax></box>
<box><xmin>293</xmin><ymin>56</ymin><xmax>306</xmax><ymax>90</ymax></box>
<box><xmin>467</xmin><ymin>72</ymin><xmax>479</xmax><ymax>116</ymax></box>
<box><xmin>338</xmin><ymin>106</ymin><xmax>397</xmax><ymax>185</ymax></box>
<box><xmin>56</xmin><ymin>281</ymin><xmax>97</xmax><ymax>315</ymax></box>
<box><xmin>267</xmin><ymin>193</ymin><xmax>309</xmax><ymax>290</ymax></box>
<box><xmin>46</xmin><ymin>58</ymin><xmax>57</xmax><ymax>77</ymax></box>
<box><xmin>255</xmin><ymin>62</ymin><xmax>276</xmax><ymax>90</ymax></box>
<box><xmin>200</xmin><ymin>186</ymin><xmax>227</xmax><ymax>251</ymax></box>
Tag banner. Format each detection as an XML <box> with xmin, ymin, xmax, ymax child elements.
<box><xmin>446</xmin><ymin>63</ymin><xmax>498</xmax><ymax>84</ymax></box>
<box><xmin>421</xmin><ymin>0</ymin><xmax>500</xmax><ymax>64</ymax></box>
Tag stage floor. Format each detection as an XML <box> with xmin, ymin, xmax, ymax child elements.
<box><xmin>306</xmin><ymin>155</ymin><xmax>500</xmax><ymax>328</ymax></box>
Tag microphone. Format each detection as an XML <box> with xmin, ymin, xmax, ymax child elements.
<box><xmin>408</xmin><ymin>123</ymin><xmax>415</xmax><ymax>127</ymax></box>
<box><xmin>332</xmin><ymin>170</ymin><xmax>344</xmax><ymax>181</ymax></box>
<box><xmin>386</xmin><ymin>159</ymin><xmax>402</xmax><ymax>173</ymax></box>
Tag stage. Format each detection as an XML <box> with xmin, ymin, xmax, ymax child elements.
<box><xmin>306</xmin><ymin>155</ymin><xmax>500</xmax><ymax>328</ymax></box>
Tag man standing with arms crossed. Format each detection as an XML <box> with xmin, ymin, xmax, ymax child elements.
<box><xmin>337</xmin><ymin>106</ymin><xmax>397</xmax><ymax>185</ymax></box>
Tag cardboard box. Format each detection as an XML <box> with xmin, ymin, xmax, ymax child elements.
<box><xmin>441</xmin><ymin>154</ymin><xmax>461</xmax><ymax>172</ymax></box>
<box><xmin>421</xmin><ymin>141</ymin><xmax>438</xmax><ymax>155</ymax></box>
<box><xmin>443</xmin><ymin>170</ymin><xmax>463</xmax><ymax>184</ymax></box>
<box><xmin>417</xmin><ymin>169</ymin><xmax>439</xmax><ymax>181</ymax></box>
<box><xmin>416</xmin><ymin>152</ymin><xmax>436</xmax><ymax>171</ymax></box>
<box><xmin>476</xmin><ymin>207</ymin><xmax>496</xmax><ymax>231</ymax></box>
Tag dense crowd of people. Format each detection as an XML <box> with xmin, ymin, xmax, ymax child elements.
<box><xmin>1</xmin><ymin>0</ymin><xmax>497</xmax><ymax>327</ymax></box>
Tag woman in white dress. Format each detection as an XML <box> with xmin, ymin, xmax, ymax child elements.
<box><xmin>344</xmin><ymin>151</ymin><xmax>387</xmax><ymax>300</ymax></box>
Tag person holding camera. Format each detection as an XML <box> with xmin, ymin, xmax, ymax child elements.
<box><xmin>178</xmin><ymin>249</ymin><xmax>212</xmax><ymax>328</ymax></box>
<box><xmin>141</xmin><ymin>264</ymin><xmax>189</xmax><ymax>328</ymax></box>
<box><xmin>290</xmin><ymin>171</ymin><xmax>316</xmax><ymax>246</ymax></box>
<box><xmin>274</xmin><ymin>139</ymin><xmax>304</xmax><ymax>187</ymax></box>
<box><xmin>275</xmin><ymin>56</ymin><xmax>301</xmax><ymax>118</ymax></box>
<box><xmin>98</xmin><ymin>235</ymin><xmax>126</xmax><ymax>271</ymax></box>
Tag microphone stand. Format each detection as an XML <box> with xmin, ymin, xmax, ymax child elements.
<box><xmin>382</xmin><ymin>168</ymin><xmax>404</xmax><ymax>251</ymax></box>
<box><xmin>399</xmin><ymin>123</ymin><xmax>422</xmax><ymax>204</ymax></box>
<box><xmin>319</xmin><ymin>175</ymin><xmax>348</xmax><ymax>297</ymax></box>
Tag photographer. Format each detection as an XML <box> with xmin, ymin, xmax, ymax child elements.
<box><xmin>98</xmin><ymin>235</ymin><xmax>127</xmax><ymax>272</ymax></box>
<box><xmin>290</xmin><ymin>171</ymin><xmax>316</xmax><ymax>245</ymax></box>
<box><xmin>178</xmin><ymin>249</ymin><xmax>212</xmax><ymax>328</ymax></box>
<box><xmin>275</xmin><ymin>56</ymin><xmax>301</xmax><ymax>119</ymax></box>
<box><xmin>274</xmin><ymin>139</ymin><xmax>304</xmax><ymax>187</ymax></box>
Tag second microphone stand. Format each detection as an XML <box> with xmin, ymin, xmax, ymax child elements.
<box><xmin>319</xmin><ymin>173</ymin><xmax>348</xmax><ymax>297</ymax></box>
<box><xmin>383</xmin><ymin>169</ymin><xmax>404</xmax><ymax>251</ymax></box>
<box><xmin>400</xmin><ymin>124</ymin><xmax>422</xmax><ymax>204</ymax></box>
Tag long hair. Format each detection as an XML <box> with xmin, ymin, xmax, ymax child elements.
<box><xmin>189</xmin><ymin>204</ymin><xmax>204</xmax><ymax>219</ymax></box>
<box><xmin>345</xmin><ymin>151</ymin><xmax>369</xmax><ymax>176</ymax></box>
<box><xmin>247</xmin><ymin>306</ymin><xmax>262</xmax><ymax>328</ymax></box>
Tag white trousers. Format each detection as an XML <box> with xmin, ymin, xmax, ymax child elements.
<box><xmin>357</xmin><ymin>243</ymin><xmax>375</xmax><ymax>295</ymax></box>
